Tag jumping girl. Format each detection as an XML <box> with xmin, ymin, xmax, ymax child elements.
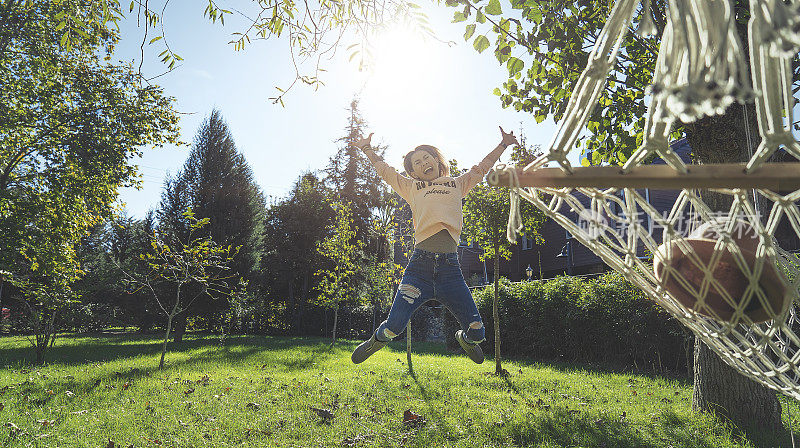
<box><xmin>351</xmin><ymin>127</ymin><xmax>518</xmax><ymax>364</ymax></box>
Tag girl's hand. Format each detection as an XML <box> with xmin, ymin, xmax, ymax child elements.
<box><xmin>353</xmin><ymin>133</ymin><xmax>374</xmax><ymax>152</ymax></box>
<box><xmin>499</xmin><ymin>126</ymin><xmax>518</xmax><ymax>149</ymax></box>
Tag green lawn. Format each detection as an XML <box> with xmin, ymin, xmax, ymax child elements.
<box><xmin>0</xmin><ymin>334</ymin><xmax>793</xmax><ymax>447</ymax></box>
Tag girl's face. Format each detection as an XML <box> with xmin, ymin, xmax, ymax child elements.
<box><xmin>409</xmin><ymin>150</ymin><xmax>441</xmax><ymax>181</ymax></box>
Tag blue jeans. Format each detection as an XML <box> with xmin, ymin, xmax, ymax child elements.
<box><xmin>375</xmin><ymin>249</ymin><xmax>485</xmax><ymax>344</ymax></box>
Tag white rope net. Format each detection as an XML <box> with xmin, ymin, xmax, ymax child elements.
<box><xmin>491</xmin><ymin>0</ymin><xmax>800</xmax><ymax>399</ymax></box>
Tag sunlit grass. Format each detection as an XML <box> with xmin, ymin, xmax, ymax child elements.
<box><xmin>0</xmin><ymin>334</ymin><xmax>791</xmax><ymax>447</ymax></box>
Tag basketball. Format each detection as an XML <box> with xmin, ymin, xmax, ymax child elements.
<box><xmin>653</xmin><ymin>221</ymin><xmax>791</xmax><ymax>323</ymax></box>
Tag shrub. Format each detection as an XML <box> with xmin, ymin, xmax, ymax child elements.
<box><xmin>469</xmin><ymin>273</ymin><xmax>688</xmax><ymax>375</ymax></box>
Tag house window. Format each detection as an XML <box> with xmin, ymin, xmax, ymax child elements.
<box><xmin>521</xmin><ymin>235</ymin><xmax>534</xmax><ymax>250</ymax></box>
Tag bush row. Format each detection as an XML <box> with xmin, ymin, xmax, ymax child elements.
<box><xmin>458</xmin><ymin>273</ymin><xmax>690</xmax><ymax>375</ymax></box>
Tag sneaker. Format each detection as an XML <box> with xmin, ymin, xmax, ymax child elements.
<box><xmin>456</xmin><ymin>330</ymin><xmax>484</xmax><ymax>364</ymax></box>
<box><xmin>351</xmin><ymin>333</ymin><xmax>386</xmax><ymax>364</ymax></box>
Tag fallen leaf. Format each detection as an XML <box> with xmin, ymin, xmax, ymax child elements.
<box><xmin>246</xmin><ymin>402</ymin><xmax>260</xmax><ymax>410</ymax></box>
<box><xmin>123</xmin><ymin>382</ymin><xmax>131</xmax><ymax>390</ymax></box>
<box><xmin>311</xmin><ymin>407</ymin><xmax>334</xmax><ymax>421</ymax></box>
<box><xmin>403</xmin><ymin>410</ymin><xmax>426</xmax><ymax>428</ymax></box>
<box><xmin>105</xmin><ymin>440</ymin><xmax>115</xmax><ymax>448</ymax></box>
<box><xmin>37</xmin><ymin>419</ymin><xmax>53</xmax><ymax>427</ymax></box>
<box><xmin>183</xmin><ymin>388</ymin><xmax>195</xmax><ymax>395</ymax></box>
<box><xmin>65</xmin><ymin>391</ymin><xmax>74</xmax><ymax>397</ymax></box>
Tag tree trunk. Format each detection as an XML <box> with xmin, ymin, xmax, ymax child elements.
<box><xmin>493</xmin><ymin>246</ymin><xmax>502</xmax><ymax>375</ymax></box>
<box><xmin>693</xmin><ymin>340</ymin><xmax>781</xmax><ymax>432</ymax></box>
<box><xmin>160</xmin><ymin>314</ymin><xmax>174</xmax><ymax>370</ymax></box>
<box><xmin>173</xmin><ymin>312</ymin><xmax>187</xmax><ymax>343</ymax></box>
<box><xmin>684</xmin><ymin>101</ymin><xmax>781</xmax><ymax>431</ymax></box>
<box><xmin>332</xmin><ymin>306</ymin><xmax>338</xmax><ymax>343</ymax></box>
<box><xmin>288</xmin><ymin>276</ymin><xmax>297</xmax><ymax>334</ymax></box>
<box><xmin>406</xmin><ymin>320</ymin><xmax>413</xmax><ymax>374</ymax></box>
<box><xmin>298</xmin><ymin>269</ymin><xmax>310</xmax><ymax>334</ymax></box>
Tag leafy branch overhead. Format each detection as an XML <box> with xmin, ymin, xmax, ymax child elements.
<box><xmin>449</xmin><ymin>0</ymin><xmax>662</xmax><ymax>164</ymax></box>
<box><xmin>52</xmin><ymin>0</ymin><xmax>435</xmax><ymax>104</ymax></box>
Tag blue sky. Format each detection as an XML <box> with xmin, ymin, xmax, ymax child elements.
<box><xmin>115</xmin><ymin>0</ymin><xmax>557</xmax><ymax>217</ymax></box>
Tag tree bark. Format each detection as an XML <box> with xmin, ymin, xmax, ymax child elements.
<box><xmin>287</xmin><ymin>277</ymin><xmax>297</xmax><ymax>334</ymax></box>
<box><xmin>160</xmin><ymin>313</ymin><xmax>173</xmax><ymax>370</ymax></box>
<box><xmin>172</xmin><ymin>312</ymin><xmax>187</xmax><ymax>342</ymax></box>
<box><xmin>332</xmin><ymin>306</ymin><xmax>338</xmax><ymax>343</ymax></box>
<box><xmin>298</xmin><ymin>269</ymin><xmax>310</xmax><ymax>334</ymax></box>
<box><xmin>684</xmin><ymin>102</ymin><xmax>782</xmax><ymax>431</ymax></box>
<box><xmin>493</xmin><ymin>246</ymin><xmax>503</xmax><ymax>375</ymax></box>
<box><xmin>406</xmin><ymin>320</ymin><xmax>413</xmax><ymax>374</ymax></box>
<box><xmin>692</xmin><ymin>340</ymin><xmax>781</xmax><ymax>432</ymax></box>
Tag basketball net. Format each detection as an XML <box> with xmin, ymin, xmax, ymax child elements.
<box><xmin>489</xmin><ymin>0</ymin><xmax>800</xmax><ymax>399</ymax></box>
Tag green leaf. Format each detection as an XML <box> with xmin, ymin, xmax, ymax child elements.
<box><xmin>148</xmin><ymin>36</ymin><xmax>163</xmax><ymax>44</ymax></box>
<box><xmin>464</xmin><ymin>24</ymin><xmax>476</xmax><ymax>41</ymax></box>
<box><xmin>476</xmin><ymin>10</ymin><xmax>486</xmax><ymax>24</ymax></box>
<box><xmin>507</xmin><ymin>57</ymin><xmax>524</xmax><ymax>75</ymax></box>
<box><xmin>453</xmin><ymin>11</ymin><xmax>466</xmax><ymax>22</ymax></box>
<box><xmin>473</xmin><ymin>35</ymin><xmax>490</xmax><ymax>53</ymax></box>
<box><xmin>485</xmin><ymin>0</ymin><xmax>502</xmax><ymax>15</ymax></box>
<box><xmin>534</xmin><ymin>114</ymin><xmax>546</xmax><ymax>123</ymax></box>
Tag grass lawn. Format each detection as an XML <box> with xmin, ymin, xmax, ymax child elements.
<box><xmin>0</xmin><ymin>334</ymin><xmax>794</xmax><ymax>447</ymax></box>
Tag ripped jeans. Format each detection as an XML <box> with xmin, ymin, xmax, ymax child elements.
<box><xmin>375</xmin><ymin>249</ymin><xmax>485</xmax><ymax>344</ymax></box>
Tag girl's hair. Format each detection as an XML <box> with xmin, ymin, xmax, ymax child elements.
<box><xmin>403</xmin><ymin>145</ymin><xmax>450</xmax><ymax>179</ymax></box>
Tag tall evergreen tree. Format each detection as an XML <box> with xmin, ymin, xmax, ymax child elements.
<box><xmin>324</xmin><ymin>99</ymin><xmax>387</xmax><ymax>243</ymax></box>
<box><xmin>157</xmin><ymin>109</ymin><xmax>265</xmax><ymax>339</ymax></box>
<box><xmin>262</xmin><ymin>172</ymin><xmax>335</xmax><ymax>333</ymax></box>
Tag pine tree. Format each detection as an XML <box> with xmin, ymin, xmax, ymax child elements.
<box><xmin>157</xmin><ymin>109</ymin><xmax>265</xmax><ymax>339</ymax></box>
<box><xmin>323</xmin><ymin>99</ymin><xmax>387</xmax><ymax>243</ymax></box>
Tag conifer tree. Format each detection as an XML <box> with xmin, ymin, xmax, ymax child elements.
<box><xmin>157</xmin><ymin>110</ymin><xmax>265</xmax><ymax>339</ymax></box>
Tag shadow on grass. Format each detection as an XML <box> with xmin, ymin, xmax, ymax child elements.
<box><xmin>2</xmin><ymin>334</ymin><xmax>343</xmax><ymax>408</ymax></box>
<box><xmin>0</xmin><ymin>334</ymin><xmax>338</xmax><ymax>368</ymax></box>
<box><xmin>498</xmin><ymin>375</ymin><xmax>791</xmax><ymax>448</ymax></box>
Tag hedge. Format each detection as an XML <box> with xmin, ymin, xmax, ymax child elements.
<box><xmin>461</xmin><ymin>272</ymin><xmax>690</xmax><ymax>375</ymax></box>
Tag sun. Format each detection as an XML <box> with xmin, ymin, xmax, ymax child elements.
<box><xmin>357</xmin><ymin>26</ymin><xmax>445</xmax><ymax>115</ymax></box>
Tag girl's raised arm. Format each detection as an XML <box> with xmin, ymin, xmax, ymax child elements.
<box><xmin>459</xmin><ymin>126</ymin><xmax>518</xmax><ymax>195</ymax></box>
<box><xmin>354</xmin><ymin>133</ymin><xmax>412</xmax><ymax>201</ymax></box>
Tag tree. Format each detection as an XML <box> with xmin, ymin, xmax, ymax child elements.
<box><xmin>314</xmin><ymin>202</ymin><xmax>364</xmax><ymax>342</ymax></box>
<box><xmin>462</xmin><ymin>183</ymin><xmax>545</xmax><ymax>374</ymax></box>
<box><xmin>450</xmin><ymin>0</ymin><xmax>786</xmax><ymax>430</ymax></box>
<box><xmin>461</xmin><ymin>138</ymin><xmax>545</xmax><ymax>375</ymax></box>
<box><xmin>157</xmin><ymin>110</ymin><xmax>265</xmax><ymax>339</ymax></box>
<box><xmin>7</xmin><ymin>275</ymin><xmax>77</xmax><ymax>364</ymax></box>
<box><xmin>262</xmin><ymin>172</ymin><xmax>335</xmax><ymax>333</ymax></box>
<box><xmin>0</xmin><ymin>1</ymin><xmax>179</xmax><ymax>319</ymax></box>
<box><xmin>74</xmin><ymin>213</ymin><xmax>161</xmax><ymax>332</ymax></box>
<box><xmin>122</xmin><ymin>208</ymin><xmax>239</xmax><ymax>369</ymax></box>
<box><xmin>324</xmin><ymin>99</ymin><xmax>388</xmax><ymax>244</ymax></box>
